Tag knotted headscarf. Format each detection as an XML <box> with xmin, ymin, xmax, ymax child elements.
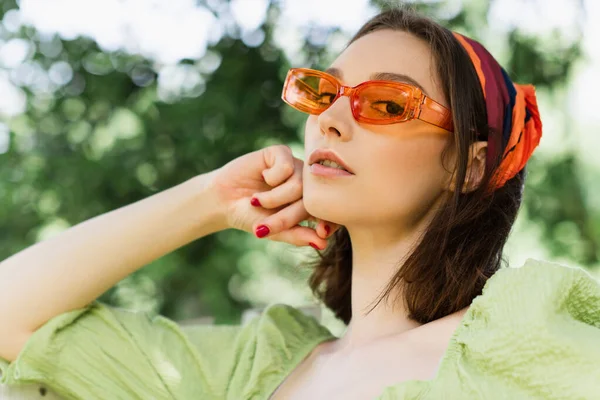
<box><xmin>453</xmin><ymin>32</ymin><xmax>542</xmax><ymax>190</ymax></box>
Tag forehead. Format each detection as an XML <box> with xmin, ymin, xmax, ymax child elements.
<box><xmin>329</xmin><ymin>29</ymin><xmax>445</xmax><ymax>105</ymax></box>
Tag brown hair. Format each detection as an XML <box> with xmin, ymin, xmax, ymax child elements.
<box><xmin>308</xmin><ymin>6</ymin><xmax>526</xmax><ymax>325</ymax></box>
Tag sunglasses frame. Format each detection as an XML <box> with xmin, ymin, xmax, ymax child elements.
<box><xmin>282</xmin><ymin>68</ymin><xmax>454</xmax><ymax>132</ymax></box>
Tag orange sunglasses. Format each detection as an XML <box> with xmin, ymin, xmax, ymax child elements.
<box><xmin>281</xmin><ymin>68</ymin><xmax>454</xmax><ymax>132</ymax></box>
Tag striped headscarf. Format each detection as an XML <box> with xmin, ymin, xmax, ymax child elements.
<box><xmin>453</xmin><ymin>32</ymin><xmax>542</xmax><ymax>191</ymax></box>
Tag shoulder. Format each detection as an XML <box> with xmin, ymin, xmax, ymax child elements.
<box><xmin>467</xmin><ymin>257</ymin><xmax>600</xmax><ymax>345</ymax></box>
<box><xmin>436</xmin><ymin>258</ymin><xmax>600</xmax><ymax>399</ymax></box>
<box><xmin>224</xmin><ymin>303</ymin><xmax>335</xmax><ymax>399</ymax></box>
<box><xmin>254</xmin><ymin>303</ymin><xmax>332</xmax><ymax>334</ymax></box>
<box><xmin>479</xmin><ymin>258</ymin><xmax>600</xmax><ymax>322</ymax></box>
<box><xmin>490</xmin><ymin>257</ymin><xmax>599</xmax><ymax>289</ymax></box>
<box><xmin>236</xmin><ymin>302</ymin><xmax>335</xmax><ymax>354</ymax></box>
<box><xmin>0</xmin><ymin>301</ymin><xmax>335</xmax><ymax>399</ymax></box>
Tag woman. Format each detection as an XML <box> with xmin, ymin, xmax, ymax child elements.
<box><xmin>1</xmin><ymin>6</ymin><xmax>599</xmax><ymax>400</ymax></box>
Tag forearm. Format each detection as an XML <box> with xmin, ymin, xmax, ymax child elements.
<box><xmin>0</xmin><ymin>172</ymin><xmax>224</xmax><ymax>342</ymax></box>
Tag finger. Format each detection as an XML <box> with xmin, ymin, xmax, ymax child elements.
<box><xmin>252</xmin><ymin>165</ymin><xmax>302</xmax><ymax>209</ymax></box>
<box><xmin>269</xmin><ymin>225</ymin><xmax>328</xmax><ymax>249</ymax></box>
<box><xmin>252</xmin><ymin>198</ymin><xmax>309</xmax><ymax>238</ymax></box>
<box><xmin>262</xmin><ymin>145</ymin><xmax>295</xmax><ymax>187</ymax></box>
<box><xmin>252</xmin><ymin>200</ymin><xmax>327</xmax><ymax>249</ymax></box>
<box><xmin>315</xmin><ymin>220</ymin><xmax>339</xmax><ymax>239</ymax></box>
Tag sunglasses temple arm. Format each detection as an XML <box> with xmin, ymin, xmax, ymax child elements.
<box><xmin>418</xmin><ymin>96</ymin><xmax>454</xmax><ymax>132</ymax></box>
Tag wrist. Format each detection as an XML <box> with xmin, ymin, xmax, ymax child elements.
<box><xmin>184</xmin><ymin>171</ymin><xmax>228</xmax><ymax>238</ymax></box>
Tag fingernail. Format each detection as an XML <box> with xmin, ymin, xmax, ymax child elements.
<box><xmin>250</xmin><ymin>197</ymin><xmax>261</xmax><ymax>207</ymax></box>
<box><xmin>255</xmin><ymin>225</ymin><xmax>270</xmax><ymax>238</ymax></box>
<box><xmin>309</xmin><ymin>242</ymin><xmax>321</xmax><ymax>250</ymax></box>
<box><xmin>324</xmin><ymin>225</ymin><xmax>331</xmax><ymax>235</ymax></box>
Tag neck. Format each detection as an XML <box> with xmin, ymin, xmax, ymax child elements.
<box><xmin>333</xmin><ymin>198</ymin><xmax>445</xmax><ymax>352</ymax></box>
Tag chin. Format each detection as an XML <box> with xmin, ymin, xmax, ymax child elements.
<box><xmin>303</xmin><ymin>189</ymin><xmax>349</xmax><ymax>225</ymax></box>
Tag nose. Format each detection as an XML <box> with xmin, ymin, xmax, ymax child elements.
<box><xmin>316</xmin><ymin>96</ymin><xmax>354</xmax><ymax>141</ymax></box>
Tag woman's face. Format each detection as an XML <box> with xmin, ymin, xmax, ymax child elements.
<box><xmin>303</xmin><ymin>29</ymin><xmax>454</xmax><ymax>229</ymax></box>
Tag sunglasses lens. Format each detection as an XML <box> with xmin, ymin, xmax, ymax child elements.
<box><xmin>355</xmin><ymin>85</ymin><xmax>410</xmax><ymax>121</ymax></box>
<box><xmin>283</xmin><ymin>71</ymin><xmax>338</xmax><ymax>114</ymax></box>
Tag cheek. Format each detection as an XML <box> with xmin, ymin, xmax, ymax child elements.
<box><xmin>368</xmin><ymin>137</ymin><xmax>447</xmax><ymax>210</ymax></box>
<box><xmin>303</xmin><ymin>117</ymin><xmax>332</xmax><ymax>219</ymax></box>
<box><xmin>377</xmin><ymin>140</ymin><xmax>444</xmax><ymax>183</ymax></box>
<box><xmin>351</xmin><ymin>134</ymin><xmax>449</xmax><ymax>223</ymax></box>
<box><xmin>302</xmin><ymin>116</ymin><xmax>451</xmax><ymax>224</ymax></box>
<box><xmin>302</xmin><ymin>138</ymin><xmax>450</xmax><ymax>225</ymax></box>
<box><xmin>303</xmin><ymin>116</ymin><xmax>319</xmax><ymax>149</ymax></box>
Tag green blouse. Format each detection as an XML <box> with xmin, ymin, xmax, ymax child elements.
<box><xmin>1</xmin><ymin>258</ymin><xmax>600</xmax><ymax>399</ymax></box>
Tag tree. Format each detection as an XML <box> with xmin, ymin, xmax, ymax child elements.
<box><xmin>0</xmin><ymin>0</ymin><xmax>596</xmax><ymax>324</ymax></box>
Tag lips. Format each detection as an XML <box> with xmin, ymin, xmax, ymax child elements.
<box><xmin>308</xmin><ymin>148</ymin><xmax>354</xmax><ymax>174</ymax></box>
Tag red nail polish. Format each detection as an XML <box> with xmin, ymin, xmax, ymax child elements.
<box><xmin>255</xmin><ymin>225</ymin><xmax>270</xmax><ymax>238</ymax></box>
<box><xmin>250</xmin><ymin>197</ymin><xmax>261</xmax><ymax>207</ymax></box>
<box><xmin>309</xmin><ymin>242</ymin><xmax>320</xmax><ymax>250</ymax></box>
<box><xmin>324</xmin><ymin>225</ymin><xmax>331</xmax><ymax>235</ymax></box>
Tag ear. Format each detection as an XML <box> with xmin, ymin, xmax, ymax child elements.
<box><xmin>448</xmin><ymin>141</ymin><xmax>488</xmax><ymax>193</ymax></box>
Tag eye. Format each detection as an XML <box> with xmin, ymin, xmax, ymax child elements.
<box><xmin>318</xmin><ymin>92</ymin><xmax>337</xmax><ymax>105</ymax></box>
<box><xmin>317</xmin><ymin>79</ymin><xmax>338</xmax><ymax>105</ymax></box>
<box><xmin>371</xmin><ymin>100</ymin><xmax>405</xmax><ymax>116</ymax></box>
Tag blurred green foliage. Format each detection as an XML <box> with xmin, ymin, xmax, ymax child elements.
<box><xmin>0</xmin><ymin>0</ymin><xmax>598</xmax><ymax>324</ymax></box>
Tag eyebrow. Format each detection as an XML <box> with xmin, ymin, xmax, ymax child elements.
<box><xmin>325</xmin><ymin>67</ymin><xmax>429</xmax><ymax>95</ymax></box>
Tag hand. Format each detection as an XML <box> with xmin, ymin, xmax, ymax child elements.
<box><xmin>210</xmin><ymin>145</ymin><xmax>339</xmax><ymax>248</ymax></box>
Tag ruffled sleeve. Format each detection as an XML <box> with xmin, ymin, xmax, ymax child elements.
<box><xmin>424</xmin><ymin>258</ymin><xmax>600</xmax><ymax>400</ymax></box>
<box><xmin>225</xmin><ymin>303</ymin><xmax>335</xmax><ymax>399</ymax></box>
<box><xmin>0</xmin><ymin>302</ymin><xmax>334</xmax><ymax>400</ymax></box>
<box><xmin>0</xmin><ymin>302</ymin><xmax>245</xmax><ymax>399</ymax></box>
